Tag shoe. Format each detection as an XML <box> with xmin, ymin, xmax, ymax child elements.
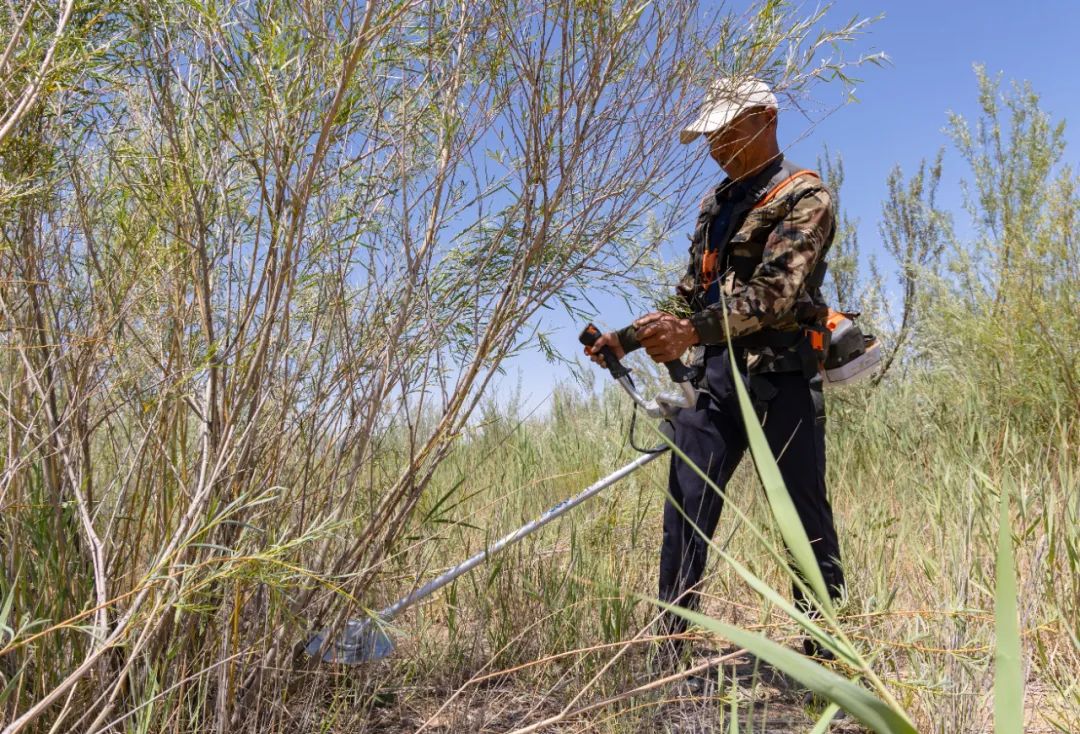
<box><xmin>673</xmin><ymin>672</ymin><xmax>715</xmax><ymax>698</ymax></box>
<box><xmin>802</xmin><ymin>637</ymin><xmax>837</xmax><ymax>663</ymax></box>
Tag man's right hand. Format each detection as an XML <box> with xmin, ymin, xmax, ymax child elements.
<box><xmin>584</xmin><ymin>331</ymin><xmax>625</xmax><ymax>369</ymax></box>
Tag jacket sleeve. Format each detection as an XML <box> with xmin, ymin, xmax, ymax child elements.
<box><xmin>615</xmin><ymin>323</ymin><xmax>641</xmax><ymax>353</ymax></box>
<box><xmin>689</xmin><ymin>185</ymin><xmax>834</xmax><ymax>344</ymax></box>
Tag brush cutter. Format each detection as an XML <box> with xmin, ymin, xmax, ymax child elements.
<box><xmin>578</xmin><ymin>323</ymin><xmax>697</xmax><ymax>418</ymax></box>
<box><xmin>305</xmin><ymin>323</ymin><xmax>697</xmax><ymax>664</ymax></box>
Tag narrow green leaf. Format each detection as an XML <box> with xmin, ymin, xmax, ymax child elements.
<box><xmin>994</xmin><ymin>485</ymin><xmax>1024</xmax><ymax>733</ymax></box>
<box><xmin>658</xmin><ymin>601</ymin><xmax>917</xmax><ymax>734</ymax></box>
<box><xmin>715</xmin><ymin>548</ymin><xmax>858</xmax><ymax>668</ymax></box>
<box><xmin>0</xmin><ymin>659</ymin><xmax>27</xmax><ymax>709</ymax></box>
<box><xmin>0</xmin><ymin>567</ymin><xmax>18</xmax><ymax>636</ymax></box>
<box><xmin>726</xmin><ymin>338</ymin><xmax>833</xmax><ymax>613</ymax></box>
<box><xmin>809</xmin><ymin>702</ymin><xmax>842</xmax><ymax>733</ymax></box>
<box><xmin>617</xmin><ymin>1</ymin><xmax>652</xmax><ymax>35</ymax></box>
<box><xmin>420</xmin><ymin>475</ymin><xmax>469</xmax><ymax>524</ymax></box>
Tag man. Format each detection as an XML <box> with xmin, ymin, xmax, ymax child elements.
<box><xmin>586</xmin><ymin>79</ymin><xmax>845</xmax><ymax>660</ymax></box>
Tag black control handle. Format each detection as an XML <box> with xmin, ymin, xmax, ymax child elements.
<box><xmin>579</xmin><ymin>323</ymin><xmax>630</xmax><ymax>379</ymax></box>
<box><xmin>664</xmin><ymin>360</ymin><xmax>695</xmax><ymax>384</ymax></box>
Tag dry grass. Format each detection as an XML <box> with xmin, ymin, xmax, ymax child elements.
<box><xmin>303</xmin><ymin>373</ymin><xmax>1077</xmax><ymax>733</ymax></box>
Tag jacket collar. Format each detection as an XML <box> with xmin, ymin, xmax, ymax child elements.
<box><xmin>715</xmin><ymin>154</ymin><xmax>785</xmax><ymax>203</ymax></box>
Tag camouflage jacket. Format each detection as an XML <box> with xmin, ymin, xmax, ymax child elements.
<box><xmin>618</xmin><ymin>157</ymin><xmax>834</xmax><ymax>373</ymax></box>
<box><xmin>657</xmin><ymin>157</ymin><xmax>835</xmax><ymax>375</ymax></box>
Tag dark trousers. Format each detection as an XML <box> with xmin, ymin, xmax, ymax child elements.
<box><xmin>658</xmin><ymin>349</ymin><xmax>845</xmax><ymax>637</ymax></box>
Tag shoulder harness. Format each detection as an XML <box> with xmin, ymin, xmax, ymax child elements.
<box><xmin>698</xmin><ymin>159</ymin><xmax>827</xmax><ymax>292</ymax></box>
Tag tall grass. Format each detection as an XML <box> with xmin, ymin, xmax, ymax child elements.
<box><xmin>1</xmin><ymin>315</ymin><xmax>1072</xmax><ymax>731</ymax></box>
<box><xmin>359</xmin><ymin>364</ymin><xmax>1075</xmax><ymax>732</ymax></box>
<box><xmin>0</xmin><ymin>2</ymin><xmax>888</xmax><ymax>729</ymax></box>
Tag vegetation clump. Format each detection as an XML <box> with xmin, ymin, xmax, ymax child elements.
<box><xmin>0</xmin><ymin>2</ymin><xmax>1075</xmax><ymax>732</ymax></box>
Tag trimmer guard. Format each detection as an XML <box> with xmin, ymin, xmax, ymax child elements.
<box><xmin>305</xmin><ymin>619</ymin><xmax>395</xmax><ymax>663</ymax></box>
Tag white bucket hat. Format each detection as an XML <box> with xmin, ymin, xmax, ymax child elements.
<box><xmin>680</xmin><ymin>78</ymin><xmax>778</xmax><ymax>144</ymax></box>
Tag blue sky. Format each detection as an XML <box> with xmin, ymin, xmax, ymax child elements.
<box><xmin>498</xmin><ymin>0</ymin><xmax>1080</xmax><ymax>411</ymax></box>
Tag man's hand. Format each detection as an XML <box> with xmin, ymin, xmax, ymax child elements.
<box><xmin>633</xmin><ymin>312</ymin><xmax>699</xmax><ymax>363</ymax></box>
<box><xmin>583</xmin><ymin>331</ymin><xmax>625</xmax><ymax>369</ymax></box>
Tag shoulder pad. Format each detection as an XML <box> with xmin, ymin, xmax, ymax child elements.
<box><xmin>754</xmin><ymin>162</ymin><xmax>825</xmax><ymax>210</ymax></box>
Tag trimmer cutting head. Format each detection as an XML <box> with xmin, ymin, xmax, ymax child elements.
<box><xmin>305</xmin><ymin>618</ymin><xmax>394</xmax><ymax>664</ymax></box>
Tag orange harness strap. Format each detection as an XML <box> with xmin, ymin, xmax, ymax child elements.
<box><xmin>751</xmin><ymin>169</ymin><xmax>820</xmax><ymax>210</ymax></box>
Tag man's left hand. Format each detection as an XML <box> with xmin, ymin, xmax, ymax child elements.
<box><xmin>633</xmin><ymin>312</ymin><xmax>699</xmax><ymax>363</ymax></box>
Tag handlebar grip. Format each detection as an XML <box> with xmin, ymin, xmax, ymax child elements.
<box><xmin>579</xmin><ymin>323</ymin><xmax>630</xmax><ymax>379</ymax></box>
<box><xmin>664</xmin><ymin>360</ymin><xmax>696</xmax><ymax>384</ymax></box>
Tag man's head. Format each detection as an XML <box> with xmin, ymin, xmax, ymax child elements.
<box><xmin>681</xmin><ymin>79</ymin><xmax>780</xmax><ymax>179</ymax></box>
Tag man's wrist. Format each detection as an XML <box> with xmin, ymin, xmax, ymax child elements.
<box><xmin>679</xmin><ymin>318</ymin><xmax>701</xmax><ymax>347</ymax></box>
<box><xmin>615</xmin><ymin>324</ymin><xmax>641</xmax><ymax>353</ymax></box>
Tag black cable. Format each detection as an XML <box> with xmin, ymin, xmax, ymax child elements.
<box><xmin>620</xmin><ymin>370</ymin><xmax>668</xmax><ymax>454</ymax></box>
<box><xmin>628</xmin><ymin>402</ymin><xmax>668</xmax><ymax>454</ymax></box>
